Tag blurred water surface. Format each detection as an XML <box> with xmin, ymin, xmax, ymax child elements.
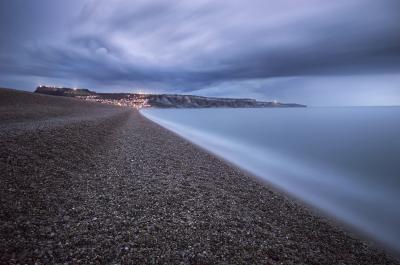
<box><xmin>141</xmin><ymin>107</ymin><xmax>400</xmax><ymax>252</ymax></box>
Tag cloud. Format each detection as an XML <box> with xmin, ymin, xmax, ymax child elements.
<box><xmin>194</xmin><ymin>74</ymin><xmax>400</xmax><ymax>106</ymax></box>
<box><xmin>0</xmin><ymin>0</ymin><xmax>400</xmax><ymax>104</ymax></box>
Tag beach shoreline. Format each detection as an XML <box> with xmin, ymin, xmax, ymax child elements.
<box><xmin>1</xmin><ymin>88</ymin><xmax>398</xmax><ymax>264</ymax></box>
<box><xmin>138</xmin><ymin>108</ymin><xmax>400</xmax><ymax>257</ymax></box>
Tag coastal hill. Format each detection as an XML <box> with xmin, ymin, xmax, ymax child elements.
<box><xmin>35</xmin><ymin>86</ymin><xmax>306</xmax><ymax>109</ymax></box>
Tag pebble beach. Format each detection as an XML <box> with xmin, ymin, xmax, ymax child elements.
<box><xmin>0</xmin><ymin>88</ymin><xmax>398</xmax><ymax>264</ymax></box>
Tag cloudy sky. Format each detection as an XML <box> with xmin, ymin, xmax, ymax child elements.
<box><xmin>1</xmin><ymin>0</ymin><xmax>400</xmax><ymax>105</ymax></box>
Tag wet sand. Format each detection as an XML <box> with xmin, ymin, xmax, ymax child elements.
<box><xmin>0</xmin><ymin>88</ymin><xmax>399</xmax><ymax>264</ymax></box>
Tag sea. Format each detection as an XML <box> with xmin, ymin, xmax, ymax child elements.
<box><xmin>141</xmin><ymin>107</ymin><xmax>400</xmax><ymax>252</ymax></box>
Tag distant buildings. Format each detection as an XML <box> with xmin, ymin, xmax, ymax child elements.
<box><xmin>77</xmin><ymin>95</ymin><xmax>151</xmax><ymax>109</ymax></box>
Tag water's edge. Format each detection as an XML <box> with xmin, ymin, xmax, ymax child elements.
<box><xmin>139</xmin><ymin>108</ymin><xmax>400</xmax><ymax>255</ymax></box>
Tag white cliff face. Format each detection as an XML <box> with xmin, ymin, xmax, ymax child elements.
<box><xmin>147</xmin><ymin>94</ymin><xmax>305</xmax><ymax>108</ymax></box>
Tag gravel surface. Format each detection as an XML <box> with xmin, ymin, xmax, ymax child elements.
<box><xmin>1</xmin><ymin>89</ymin><xmax>399</xmax><ymax>264</ymax></box>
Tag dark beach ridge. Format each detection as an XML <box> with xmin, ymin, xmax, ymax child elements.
<box><xmin>0</xmin><ymin>88</ymin><xmax>399</xmax><ymax>264</ymax></box>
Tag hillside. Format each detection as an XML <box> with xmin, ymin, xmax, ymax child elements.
<box><xmin>35</xmin><ymin>86</ymin><xmax>306</xmax><ymax>108</ymax></box>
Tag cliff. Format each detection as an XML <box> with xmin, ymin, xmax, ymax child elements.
<box><xmin>34</xmin><ymin>86</ymin><xmax>306</xmax><ymax>108</ymax></box>
<box><xmin>35</xmin><ymin>86</ymin><xmax>96</xmax><ymax>97</ymax></box>
<box><xmin>145</xmin><ymin>94</ymin><xmax>304</xmax><ymax>108</ymax></box>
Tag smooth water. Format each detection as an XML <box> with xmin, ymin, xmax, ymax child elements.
<box><xmin>141</xmin><ymin>107</ymin><xmax>400</xmax><ymax>252</ymax></box>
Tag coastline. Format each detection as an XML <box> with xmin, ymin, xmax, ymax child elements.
<box><xmin>0</xmin><ymin>89</ymin><xmax>398</xmax><ymax>264</ymax></box>
<box><xmin>139</xmin><ymin>108</ymin><xmax>400</xmax><ymax>256</ymax></box>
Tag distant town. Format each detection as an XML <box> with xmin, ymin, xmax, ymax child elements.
<box><xmin>36</xmin><ymin>85</ymin><xmax>151</xmax><ymax>109</ymax></box>
<box><xmin>76</xmin><ymin>94</ymin><xmax>151</xmax><ymax>109</ymax></box>
<box><xmin>35</xmin><ymin>85</ymin><xmax>306</xmax><ymax>109</ymax></box>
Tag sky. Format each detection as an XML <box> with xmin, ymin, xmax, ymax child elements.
<box><xmin>0</xmin><ymin>0</ymin><xmax>400</xmax><ymax>106</ymax></box>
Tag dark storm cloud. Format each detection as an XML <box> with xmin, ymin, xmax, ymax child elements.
<box><xmin>1</xmin><ymin>0</ymin><xmax>400</xmax><ymax>103</ymax></box>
